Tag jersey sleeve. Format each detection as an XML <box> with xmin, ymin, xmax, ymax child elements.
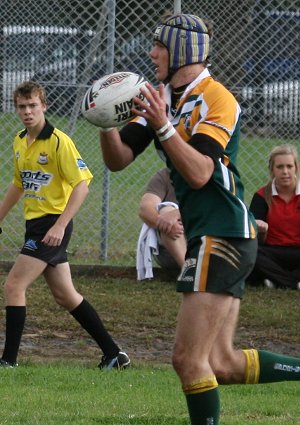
<box><xmin>249</xmin><ymin>191</ymin><xmax>268</xmax><ymax>221</ymax></box>
<box><xmin>120</xmin><ymin>122</ymin><xmax>154</xmax><ymax>159</ymax></box>
<box><xmin>57</xmin><ymin>134</ymin><xmax>93</xmax><ymax>187</ymax></box>
<box><xmin>195</xmin><ymin>81</ymin><xmax>241</xmax><ymax>150</ymax></box>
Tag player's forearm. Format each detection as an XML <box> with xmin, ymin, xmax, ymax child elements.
<box><xmin>139</xmin><ymin>205</ymin><xmax>159</xmax><ymax>229</ymax></box>
<box><xmin>0</xmin><ymin>184</ymin><xmax>24</xmax><ymax>221</ymax></box>
<box><xmin>56</xmin><ymin>181</ymin><xmax>89</xmax><ymax>229</ymax></box>
<box><xmin>161</xmin><ymin>134</ymin><xmax>214</xmax><ymax>189</ymax></box>
<box><xmin>100</xmin><ymin>129</ymin><xmax>134</xmax><ymax>171</ymax></box>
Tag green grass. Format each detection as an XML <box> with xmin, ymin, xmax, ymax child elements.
<box><xmin>0</xmin><ymin>274</ymin><xmax>299</xmax><ymax>424</ymax></box>
<box><xmin>0</xmin><ymin>364</ymin><xmax>299</xmax><ymax>424</ymax></box>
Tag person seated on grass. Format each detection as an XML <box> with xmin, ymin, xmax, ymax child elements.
<box><xmin>136</xmin><ymin>168</ymin><xmax>186</xmax><ymax>280</ymax></box>
<box><xmin>248</xmin><ymin>144</ymin><xmax>300</xmax><ymax>290</ymax></box>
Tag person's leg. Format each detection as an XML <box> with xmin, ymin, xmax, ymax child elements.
<box><xmin>159</xmin><ymin>206</ymin><xmax>186</xmax><ymax>267</ymax></box>
<box><xmin>44</xmin><ymin>263</ymin><xmax>129</xmax><ymax>366</ymax></box>
<box><xmin>159</xmin><ymin>233</ymin><xmax>186</xmax><ymax>268</ymax></box>
<box><xmin>173</xmin><ymin>292</ymin><xmax>234</xmax><ymax>425</ymax></box>
<box><xmin>1</xmin><ymin>255</ymin><xmax>47</xmax><ymax>365</ymax></box>
<box><xmin>209</xmin><ymin>298</ymin><xmax>247</xmax><ymax>384</ymax></box>
<box><xmin>254</xmin><ymin>246</ymin><xmax>298</xmax><ymax>289</ymax></box>
<box><xmin>209</xmin><ymin>298</ymin><xmax>300</xmax><ymax>385</ymax></box>
<box><xmin>153</xmin><ymin>244</ymin><xmax>181</xmax><ymax>273</ymax></box>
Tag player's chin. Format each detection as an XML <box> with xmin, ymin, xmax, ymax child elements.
<box><xmin>155</xmin><ymin>68</ymin><xmax>167</xmax><ymax>82</ymax></box>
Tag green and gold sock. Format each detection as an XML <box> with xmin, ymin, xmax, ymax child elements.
<box><xmin>184</xmin><ymin>375</ymin><xmax>220</xmax><ymax>424</ymax></box>
<box><xmin>258</xmin><ymin>350</ymin><xmax>300</xmax><ymax>383</ymax></box>
<box><xmin>243</xmin><ymin>349</ymin><xmax>300</xmax><ymax>384</ymax></box>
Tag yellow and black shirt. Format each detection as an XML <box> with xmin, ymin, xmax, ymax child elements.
<box><xmin>13</xmin><ymin>120</ymin><xmax>93</xmax><ymax>220</ymax></box>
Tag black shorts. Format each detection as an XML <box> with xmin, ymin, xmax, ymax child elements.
<box><xmin>177</xmin><ymin>236</ymin><xmax>257</xmax><ymax>298</ymax></box>
<box><xmin>21</xmin><ymin>214</ymin><xmax>73</xmax><ymax>266</ymax></box>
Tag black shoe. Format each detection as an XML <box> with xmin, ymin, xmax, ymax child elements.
<box><xmin>98</xmin><ymin>351</ymin><xmax>130</xmax><ymax>370</ymax></box>
<box><xmin>0</xmin><ymin>359</ymin><xmax>18</xmax><ymax>368</ymax></box>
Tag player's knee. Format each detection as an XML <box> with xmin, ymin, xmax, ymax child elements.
<box><xmin>4</xmin><ymin>278</ymin><xmax>24</xmax><ymax>299</ymax></box>
<box><xmin>172</xmin><ymin>346</ymin><xmax>198</xmax><ymax>378</ymax></box>
<box><xmin>172</xmin><ymin>350</ymin><xmax>184</xmax><ymax>375</ymax></box>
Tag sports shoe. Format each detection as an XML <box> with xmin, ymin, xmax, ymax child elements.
<box><xmin>263</xmin><ymin>279</ymin><xmax>275</xmax><ymax>289</ymax></box>
<box><xmin>0</xmin><ymin>359</ymin><xmax>18</xmax><ymax>368</ymax></box>
<box><xmin>98</xmin><ymin>351</ymin><xmax>130</xmax><ymax>370</ymax></box>
<box><xmin>297</xmin><ymin>282</ymin><xmax>300</xmax><ymax>290</ymax></box>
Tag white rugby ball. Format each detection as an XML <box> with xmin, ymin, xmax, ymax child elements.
<box><xmin>81</xmin><ymin>71</ymin><xmax>147</xmax><ymax>128</ymax></box>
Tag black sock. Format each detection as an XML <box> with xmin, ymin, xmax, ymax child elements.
<box><xmin>70</xmin><ymin>299</ymin><xmax>119</xmax><ymax>358</ymax></box>
<box><xmin>2</xmin><ymin>306</ymin><xmax>26</xmax><ymax>364</ymax></box>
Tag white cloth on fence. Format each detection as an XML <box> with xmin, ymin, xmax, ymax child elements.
<box><xmin>136</xmin><ymin>201</ymin><xmax>179</xmax><ymax>280</ymax></box>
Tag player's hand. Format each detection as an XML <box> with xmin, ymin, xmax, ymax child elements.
<box><xmin>131</xmin><ymin>83</ymin><xmax>168</xmax><ymax>131</ymax></box>
<box><xmin>42</xmin><ymin>223</ymin><xmax>65</xmax><ymax>246</ymax></box>
<box><xmin>256</xmin><ymin>219</ymin><xmax>268</xmax><ymax>234</ymax></box>
<box><xmin>157</xmin><ymin>210</ymin><xmax>184</xmax><ymax>239</ymax></box>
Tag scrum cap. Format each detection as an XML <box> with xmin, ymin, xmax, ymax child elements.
<box><xmin>153</xmin><ymin>14</ymin><xmax>210</xmax><ymax>72</ymax></box>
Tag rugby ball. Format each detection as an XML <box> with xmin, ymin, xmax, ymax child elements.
<box><xmin>81</xmin><ymin>72</ymin><xmax>147</xmax><ymax>128</ymax></box>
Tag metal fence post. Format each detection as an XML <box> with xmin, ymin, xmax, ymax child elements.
<box><xmin>100</xmin><ymin>0</ymin><xmax>116</xmax><ymax>261</ymax></box>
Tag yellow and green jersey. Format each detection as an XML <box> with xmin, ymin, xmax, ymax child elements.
<box><xmin>121</xmin><ymin>69</ymin><xmax>256</xmax><ymax>241</ymax></box>
<box><xmin>13</xmin><ymin>121</ymin><xmax>93</xmax><ymax>220</ymax></box>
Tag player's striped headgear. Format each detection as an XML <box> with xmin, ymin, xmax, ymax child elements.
<box><xmin>153</xmin><ymin>14</ymin><xmax>210</xmax><ymax>73</ymax></box>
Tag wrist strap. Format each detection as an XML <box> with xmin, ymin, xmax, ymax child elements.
<box><xmin>158</xmin><ymin>126</ymin><xmax>176</xmax><ymax>142</ymax></box>
<box><xmin>156</xmin><ymin>121</ymin><xmax>171</xmax><ymax>135</ymax></box>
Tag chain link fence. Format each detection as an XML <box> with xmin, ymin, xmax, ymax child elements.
<box><xmin>0</xmin><ymin>0</ymin><xmax>299</xmax><ymax>266</ymax></box>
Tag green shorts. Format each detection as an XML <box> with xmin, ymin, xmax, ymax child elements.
<box><xmin>177</xmin><ymin>236</ymin><xmax>257</xmax><ymax>298</ymax></box>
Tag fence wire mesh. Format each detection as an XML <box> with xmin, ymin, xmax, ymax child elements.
<box><xmin>0</xmin><ymin>0</ymin><xmax>299</xmax><ymax>265</ymax></box>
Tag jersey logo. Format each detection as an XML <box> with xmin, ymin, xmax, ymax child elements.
<box><xmin>20</xmin><ymin>170</ymin><xmax>53</xmax><ymax>192</ymax></box>
<box><xmin>184</xmin><ymin>115</ymin><xmax>191</xmax><ymax>130</ymax></box>
<box><xmin>77</xmin><ymin>158</ymin><xmax>87</xmax><ymax>169</ymax></box>
<box><xmin>37</xmin><ymin>152</ymin><xmax>49</xmax><ymax>165</ymax></box>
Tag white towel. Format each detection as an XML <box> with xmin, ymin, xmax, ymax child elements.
<box><xmin>136</xmin><ymin>223</ymin><xmax>159</xmax><ymax>280</ymax></box>
<box><xmin>136</xmin><ymin>201</ymin><xmax>179</xmax><ymax>280</ymax></box>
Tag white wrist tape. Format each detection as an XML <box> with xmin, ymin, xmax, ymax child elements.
<box><xmin>156</xmin><ymin>121</ymin><xmax>171</xmax><ymax>135</ymax></box>
<box><xmin>158</xmin><ymin>126</ymin><xmax>176</xmax><ymax>142</ymax></box>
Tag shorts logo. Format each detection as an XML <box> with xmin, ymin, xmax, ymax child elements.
<box><xmin>178</xmin><ymin>258</ymin><xmax>197</xmax><ymax>281</ymax></box>
<box><xmin>23</xmin><ymin>239</ymin><xmax>38</xmax><ymax>251</ymax></box>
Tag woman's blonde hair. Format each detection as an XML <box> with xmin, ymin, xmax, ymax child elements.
<box><xmin>264</xmin><ymin>144</ymin><xmax>299</xmax><ymax>207</ymax></box>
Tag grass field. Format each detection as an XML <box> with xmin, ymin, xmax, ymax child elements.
<box><xmin>1</xmin><ymin>364</ymin><xmax>299</xmax><ymax>424</ymax></box>
<box><xmin>0</xmin><ymin>272</ymin><xmax>299</xmax><ymax>424</ymax></box>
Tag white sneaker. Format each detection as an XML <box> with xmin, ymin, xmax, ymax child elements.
<box><xmin>297</xmin><ymin>282</ymin><xmax>300</xmax><ymax>290</ymax></box>
<box><xmin>264</xmin><ymin>279</ymin><xmax>275</xmax><ymax>289</ymax></box>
